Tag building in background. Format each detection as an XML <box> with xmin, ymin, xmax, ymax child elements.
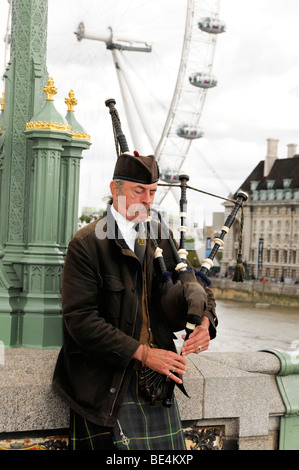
<box><xmin>196</xmin><ymin>212</ymin><xmax>225</xmax><ymax>275</ymax></box>
<box><xmin>221</xmin><ymin>139</ymin><xmax>299</xmax><ymax>283</ymax></box>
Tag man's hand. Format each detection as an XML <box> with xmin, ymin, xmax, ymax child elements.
<box><xmin>180</xmin><ymin>316</ymin><xmax>210</xmax><ymax>356</ymax></box>
<box><xmin>133</xmin><ymin>346</ymin><xmax>186</xmax><ymax>384</ymax></box>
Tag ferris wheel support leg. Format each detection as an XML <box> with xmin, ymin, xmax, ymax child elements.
<box><xmin>113</xmin><ymin>49</ymin><xmax>156</xmax><ymax>153</ymax></box>
<box><xmin>111</xmin><ymin>50</ymin><xmax>144</xmax><ymax>152</ymax></box>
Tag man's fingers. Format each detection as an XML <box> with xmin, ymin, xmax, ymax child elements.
<box><xmin>181</xmin><ymin>327</ymin><xmax>210</xmax><ymax>356</ymax></box>
<box><xmin>167</xmin><ymin>371</ymin><xmax>183</xmax><ymax>384</ymax></box>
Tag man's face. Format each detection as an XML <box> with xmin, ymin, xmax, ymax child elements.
<box><xmin>110</xmin><ymin>180</ymin><xmax>157</xmax><ymax>222</ymax></box>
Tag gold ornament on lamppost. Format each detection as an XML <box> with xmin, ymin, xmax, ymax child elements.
<box><xmin>44</xmin><ymin>77</ymin><xmax>57</xmax><ymax>101</ymax></box>
<box><xmin>26</xmin><ymin>77</ymin><xmax>72</xmax><ymax>133</ymax></box>
<box><xmin>65</xmin><ymin>89</ymin><xmax>78</xmax><ymax>112</ymax></box>
<box><xmin>64</xmin><ymin>89</ymin><xmax>91</xmax><ymax>141</ymax></box>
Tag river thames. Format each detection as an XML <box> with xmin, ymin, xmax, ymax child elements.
<box><xmin>207</xmin><ymin>300</ymin><xmax>299</xmax><ymax>353</ymax></box>
<box><xmin>176</xmin><ymin>300</ymin><xmax>299</xmax><ymax>354</ymax></box>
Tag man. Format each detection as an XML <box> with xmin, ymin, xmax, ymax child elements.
<box><xmin>53</xmin><ymin>152</ymin><xmax>217</xmax><ymax>450</ymax></box>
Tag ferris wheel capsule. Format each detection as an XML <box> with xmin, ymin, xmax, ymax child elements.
<box><xmin>160</xmin><ymin>168</ymin><xmax>179</xmax><ymax>183</ymax></box>
<box><xmin>189</xmin><ymin>72</ymin><xmax>217</xmax><ymax>88</ymax></box>
<box><xmin>198</xmin><ymin>17</ymin><xmax>226</xmax><ymax>34</ymax></box>
<box><xmin>176</xmin><ymin>124</ymin><xmax>204</xmax><ymax>140</ymax></box>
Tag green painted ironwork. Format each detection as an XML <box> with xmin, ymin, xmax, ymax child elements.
<box><xmin>0</xmin><ymin>0</ymin><xmax>90</xmax><ymax>348</ymax></box>
<box><xmin>264</xmin><ymin>348</ymin><xmax>299</xmax><ymax>450</ymax></box>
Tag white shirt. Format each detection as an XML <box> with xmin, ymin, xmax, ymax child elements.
<box><xmin>110</xmin><ymin>205</ymin><xmax>137</xmax><ymax>251</ymax></box>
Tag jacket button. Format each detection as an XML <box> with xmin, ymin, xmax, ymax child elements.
<box><xmin>125</xmin><ymin>321</ymin><xmax>132</xmax><ymax>328</ymax></box>
<box><xmin>109</xmin><ymin>387</ymin><xmax>116</xmax><ymax>394</ymax></box>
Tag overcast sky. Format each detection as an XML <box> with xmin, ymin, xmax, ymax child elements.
<box><xmin>1</xmin><ymin>0</ymin><xmax>299</xmax><ymax>226</ymax></box>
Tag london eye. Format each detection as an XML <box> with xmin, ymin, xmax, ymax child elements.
<box><xmin>69</xmin><ymin>0</ymin><xmax>225</xmax><ymax>207</ymax></box>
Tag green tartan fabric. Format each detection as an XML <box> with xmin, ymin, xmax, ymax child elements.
<box><xmin>70</xmin><ymin>371</ymin><xmax>186</xmax><ymax>451</ymax></box>
<box><xmin>69</xmin><ymin>410</ymin><xmax>114</xmax><ymax>450</ymax></box>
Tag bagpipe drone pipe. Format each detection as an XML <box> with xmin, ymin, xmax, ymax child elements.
<box><xmin>105</xmin><ymin>98</ymin><xmax>248</xmax><ymax>407</ymax></box>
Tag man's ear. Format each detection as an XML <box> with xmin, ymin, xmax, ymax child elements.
<box><xmin>110</xmin><ymin>180</ymin><xmax>117</xmax><ymax>198</ymax></box>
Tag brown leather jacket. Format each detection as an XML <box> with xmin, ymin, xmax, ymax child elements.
<box><xmin>53</xmin><ymin>206</ymin><xmax>217</xmax><ymax>427</ymax></box>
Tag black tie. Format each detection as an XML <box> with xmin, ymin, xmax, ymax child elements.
<box><xmin>134</xmin><ymin>223</ymin><xmax>147</xmax><ymax>264</ymax></box>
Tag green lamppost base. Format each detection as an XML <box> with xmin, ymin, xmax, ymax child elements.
<box><xmin>21</xmin><ymin>312</ymin><xmax>63</xmax><ymax>349</ymax></box>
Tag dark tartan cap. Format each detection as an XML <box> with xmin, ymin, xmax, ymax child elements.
<box><xmin>113</xmin><ymin>151</ymin><xmax>159</xmax><ymax>184</ymax></box>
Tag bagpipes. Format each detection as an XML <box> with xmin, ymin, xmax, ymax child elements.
<box><xmin>105</xmin><ymin>98</ymin><xmax>248</xmax><ymax>406</ymax></box>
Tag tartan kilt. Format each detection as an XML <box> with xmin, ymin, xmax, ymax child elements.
<box><xmin>70</xmin><ymin>371</ymin><xmax>186</xmax><ymax>451</ymax></box>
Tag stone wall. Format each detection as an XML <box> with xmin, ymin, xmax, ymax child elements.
<box><xmin>176</xmin><ymin>351</ymin><xmax>284</xmax><ymax>450</ymax></box>
<box><xmin>0</xmin><ymin>349</ymin><xmax>285</xmax><ymax>450</ymax></box>
<box><xmin>211</xmin><ymin>278</ymin><xmax>299</xmax><ymax>308</ymax></box>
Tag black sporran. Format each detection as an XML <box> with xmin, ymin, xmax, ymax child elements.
<box><xmin>138</xmin><ymin>366</ymin><xmax>172</xmax><ymax>406</ymax></box>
